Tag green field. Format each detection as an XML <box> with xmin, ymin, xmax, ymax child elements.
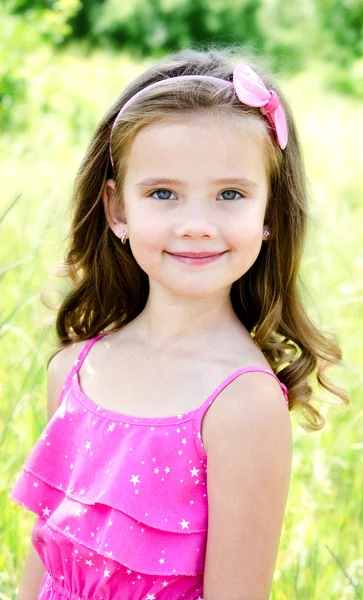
<box><xmin>1</xmin><ymin>48</ymin><xmax>362</xmax><ymax>599</ymax></box>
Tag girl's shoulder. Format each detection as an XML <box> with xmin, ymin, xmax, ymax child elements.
<box><xmin>48</xmin><ymin>338</ymin><xmax>89</xmax><ymax>384</ymax></box>
<box><xmin>47</xmin><ymin>337</ymin><xmax>93</xmax><ymax>422</ymax></box>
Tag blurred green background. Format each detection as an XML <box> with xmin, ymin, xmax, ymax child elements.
<box><xmin>1</xmin><ymin>0</ymin><xmax>363</xmax><ymax>598</ymax></box>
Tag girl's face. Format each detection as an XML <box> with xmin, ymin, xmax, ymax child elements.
<box><xmin>104</xmin><ymin>113</ymin><xmax>270</xmax><ymax>299</ymax></box>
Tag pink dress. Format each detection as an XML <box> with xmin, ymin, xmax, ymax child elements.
<box><xmin>10</xmin><ymin>333</ymin><xmax>289</xmax><ymax>600</ymax></box>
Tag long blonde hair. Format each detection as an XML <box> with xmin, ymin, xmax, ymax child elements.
<box><xmin>47</xmin><ymin>46</ymin><xmax>349</xmax><ymax>431</ymax></box>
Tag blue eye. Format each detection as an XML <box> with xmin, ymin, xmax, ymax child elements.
<box><xmin>149</xmin><ymin>188</ymin><xmax>245</xmax><ymax>201</ymax></box>
<box><xmin>218</xmin><ymin>190</ymin><xmax>243</xmax><ymax>200</ymax></box>
<box><xmin>150</xmin><ymin>189</ymin><xmax>176</xmax><ymax>200</ymax></box>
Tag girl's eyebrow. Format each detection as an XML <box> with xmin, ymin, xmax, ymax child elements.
<box><xmin>135</xmin><ymin>177</ymin><xmax>259</xmax><ymax>188</ymax></box>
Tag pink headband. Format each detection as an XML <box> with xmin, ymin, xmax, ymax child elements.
<box><xmin>109</xmin><ymin>63</ymin><xmax>288</xmax><ymax>168</ymax></box>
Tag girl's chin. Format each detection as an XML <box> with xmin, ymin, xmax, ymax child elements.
<box><xmin>152</xmin><ymin>279</ymin><xmax>232</xmax><ymax>298</ymax></box>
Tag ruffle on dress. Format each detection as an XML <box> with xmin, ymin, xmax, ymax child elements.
<box><xmin>9</xmin><ymin>380</ymin><xmax>208</xmax><ymax>577</ymax></box>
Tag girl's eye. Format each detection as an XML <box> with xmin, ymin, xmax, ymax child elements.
<box><xmin>218</xmin><ymin>189</ymin><xmax>244</xmax><ymax>201</ymax></box>
<box><xmin>150</xmin><ymin>189</ymin><xmax>176</xmax><ymax>200</ymax></box>
<box><xmin>149</xmin><ymin>188</ymin><xmax>245</xmax><ymax>201</ymax></box>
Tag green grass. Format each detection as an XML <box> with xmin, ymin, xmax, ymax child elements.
<box><xmin>1</xmin><ymin>47</ymin><xmax>362</xmax><ymax>599</ymax></box>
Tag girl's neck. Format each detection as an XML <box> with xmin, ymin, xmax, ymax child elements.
<box><xmin>130</xmin><ymin>292</ymin><xmax>247</xmax><ymax>351</ymax></box>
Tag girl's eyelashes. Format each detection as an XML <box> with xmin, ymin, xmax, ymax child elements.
<box><xmin>148</xmin><ymin>189</ymin><xmax>245</xmax><ymax>201</ymax></box>
<box><xmin>150</xmin><ymin>189</ymin><xmax>176</xmax><ymax>200</ymax></box>
<box><xmin>219</xmin><ymin>190</ymin><xmax>244</xmax><ymax>201</ymax></box>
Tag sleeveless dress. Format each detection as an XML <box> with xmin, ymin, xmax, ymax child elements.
<box><xmin>9</xmin><ymin>333</ymin><xmax>289</xmax><ymax>600</ymax></box>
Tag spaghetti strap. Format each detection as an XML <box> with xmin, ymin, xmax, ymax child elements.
<box><xmin>221</xmin><ymin>366</ymin><xmax>289</xmax><ymax>403</ymax></box>
<box><xmin>72</xmin><ymin>333</ymin><xmax>108</xmax><ymax>374</ymax></box>
<box><xmin>194</xmin><ymin>366</ymin><xmax>289</xmax><ymax>428</ymax></box>
<box><xmin>59</xmin><ymin>333</ymin><xmax>108</xmax><ymax>406</ymax></box>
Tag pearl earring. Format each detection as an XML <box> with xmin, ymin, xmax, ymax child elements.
<box><xmin>263</xmin><ymin>229</ymin><xmax>270</xmax><ymax>240</ymax></box>
<box><xmin>120</xmin><ymin>230</ymin><xmax>128</xmax><ymax>244</ymax></box>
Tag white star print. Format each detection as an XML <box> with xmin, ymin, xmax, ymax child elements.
<box><xmin>42</xmin><ymin>507</ymin><xmax>51</xmax><ymax>516</ymax></box>
<box><xmin>179</xmin><ymin>518</ymin><xmax>190</xmax><ymax>529</ymax></box>
<box><xmin>145</xmin><ymin>595</ymin><xmax>156</xmax><ymax>600</ymax></box>
<box><xmin>33</xmin><ymin>365</ymin><xmax>212</xmax><ymax>593</ymax></box>
<box><xmin>33</xmin><ymin>482</ymin><xmax>39</xmax><ymax>487</ymax></box>
<box><xmin>130</xmin><ymin>474</ymin><xmax>140</xmax><ymax>486</ymax></box>
<box><xmin>40</xmin><ymin>432</ymin><xmax>48</xmax><ymax>440</ymax></box>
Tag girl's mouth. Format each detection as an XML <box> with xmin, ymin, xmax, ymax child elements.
<box><xmin>166</xmin><ymin>251</ymin><xmax>227</xmax><ymax>265</ymax></box>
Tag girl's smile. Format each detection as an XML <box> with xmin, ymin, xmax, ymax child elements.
<box><xmin>165</xmin><ymin>250</ymin><xmax>228</xmax><ymax>265</ymax></box>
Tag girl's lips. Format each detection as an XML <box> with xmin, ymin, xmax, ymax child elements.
<box><xmin>166</xmin><ymin>251</ymin><xmax>227</xmax><ymax>265</ymax></box>
<box><xmin>167</xmin><ymin>251</ymin><xmax>227</xmax><ymax>258</ymax></box>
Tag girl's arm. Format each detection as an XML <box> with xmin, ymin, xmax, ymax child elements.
<box><xmin>15</xmin><ymin>341</ymin><xmax>86</xmax><ymax>599</ymax></box>
<box><xmin>202</xmin><ymin>372</ymin><xmax>293</xmax><ymax>600</ymax></box>
<box><xmin>15</xmin><ymin>541</ymin><xmax>46</xmax><ymax>600</ymax></box>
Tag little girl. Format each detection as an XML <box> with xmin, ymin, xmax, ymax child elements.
<box><xmin>10</xmin><ymin>47</ymin><xmax>347</xmax><ymax>600</ymax></box>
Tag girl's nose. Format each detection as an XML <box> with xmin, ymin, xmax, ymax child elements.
<box><xmin>173</xmin><ymin>204</ymin><xmax>218</xmax><ymax>239</ymax></box>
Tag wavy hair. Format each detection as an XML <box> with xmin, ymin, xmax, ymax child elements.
<box><xmin>45</xmin><ymin>45</ymin><xmax>349</xmax><ymax>431</ymax></box>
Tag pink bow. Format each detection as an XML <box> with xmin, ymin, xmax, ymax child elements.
<box><xmin>233</xmin><ymin>64</ymin><xmax>288</xmax><ymax>150</ymax></box>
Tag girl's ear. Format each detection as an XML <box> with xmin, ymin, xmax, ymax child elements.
<box><xmin>102</xmin><ymin>179</ymin><xmax>128</xmax><ymax>238</ymax></box>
